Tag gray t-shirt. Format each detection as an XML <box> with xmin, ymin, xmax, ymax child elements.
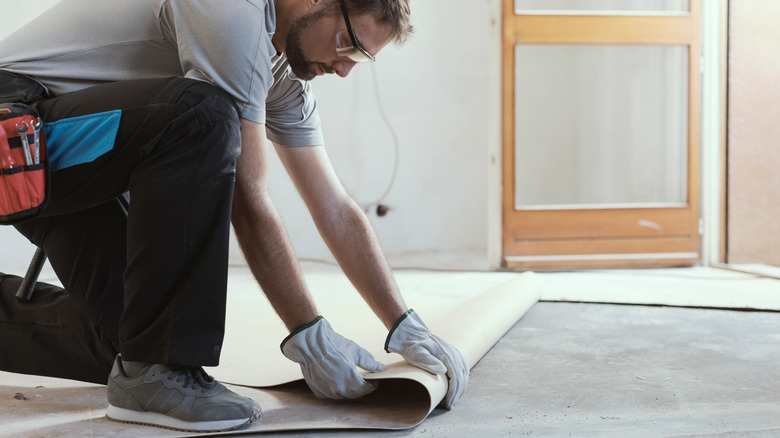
<box><xmin>0</xmin><ymin>0</ymin><xmax>323</xmax><ymax>147</ymax></box>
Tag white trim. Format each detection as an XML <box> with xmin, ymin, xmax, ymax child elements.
<box><xmin>106</xmin><ymin>405</ymin><xmax>253</xmax><ymax>432</ymax></box>
<box><xmin>699</xmin><ymin>0</ymin><xmax>724</xmax><ymax>266</ymax></box>
<box><xmin>487</xmin><ymin>0</ymin><xmax>504</xmax><ymax>269</ymax></box>
<box><xmin>506</xmin><ymin>252</ymin><xmax>700</xmax><ymax>262</ymax></box>
<box><xmin>514</xmin><ymin>202</ymin><xmax>689</xmax><ymax>211</ymax></box>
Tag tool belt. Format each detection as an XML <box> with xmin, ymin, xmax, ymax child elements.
<box><xmin>0</xmin><ymin>102</ymin><xmax>49</xmax><ymax>225</ymax></box>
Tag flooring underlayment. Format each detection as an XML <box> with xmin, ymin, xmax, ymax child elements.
<box><xmin>1</xmin><ymin>268</ymin><xmax>541</xmax><ymax>437</ymax></box>
<box><xmin>539</xmin><ymin>267</ymin><xmax>780</xmax><ymax>311</ymax></box>
<box><xmin>10</xmin><ymin>245</ymin><xmax>780</xmax><ymax>312</ymax></box>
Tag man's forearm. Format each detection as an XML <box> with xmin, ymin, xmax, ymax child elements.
<box><xmin>273</xmin><ymin>144</ymin><xmax>408</xmax><ymax>331</ymax></box>
<box><xmin>315</xmin><ymin>198</ymin><xmax>407</xmax><ymax>330</ymax></box>
<box><xmin>233</xmin><ymin>120</ymin><xmax>319</xmax><ymax>332</ymax></box>
<box><xmin>232</xmin><ymin>184</ymin><xmax>318</xmax><ymax>332</ymax></box>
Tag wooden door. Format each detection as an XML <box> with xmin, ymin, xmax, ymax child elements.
<box><xmin>502</xmin><ymin>1</ymin><xmax>702</xmax><ymax>269</ymax></box>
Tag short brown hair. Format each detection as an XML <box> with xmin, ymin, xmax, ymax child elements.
<box><xmin>341</xmin><ymin>0</ymin><xmax>413</xmax><ymax>44</ymax></box>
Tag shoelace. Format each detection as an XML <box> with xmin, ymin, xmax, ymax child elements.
<box><xmin>168</xmin><ymin>366</ymin><xmax>217</xmax><ymax>392</ymax></box>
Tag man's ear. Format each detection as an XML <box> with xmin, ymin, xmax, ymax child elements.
<box><xmin>304</xmin><ymin>0</ymin><xmax>322</xmax><ymax>10</ymax></box>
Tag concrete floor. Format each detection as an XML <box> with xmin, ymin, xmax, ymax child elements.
<box><xmin>263</xmin><ymin>301</ymin><xmax>780</xmax><ymax>438</ymax></box>
<box><xmin>2</xmin><ymin>264</ymin><xmax>780</xmax><ymax>437</ymax></box>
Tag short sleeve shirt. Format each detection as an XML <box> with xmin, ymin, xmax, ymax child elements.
<box><xmin>0</xmin><ymin>0</ymin><xmax>323</xmax><ymax>146</ymax></box>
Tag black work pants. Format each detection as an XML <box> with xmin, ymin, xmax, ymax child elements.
<box><xmin>0</xmin><ymin>72</ymin><xmax>241</xmax><ymax>384</ymax></box>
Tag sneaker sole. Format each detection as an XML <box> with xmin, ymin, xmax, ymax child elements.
<box><xmin>106</xmin><ymin>404</ymin><xmax>260</xmax><ymax>432</ymax></box>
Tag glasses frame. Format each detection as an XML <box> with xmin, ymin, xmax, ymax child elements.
<box><xmin>337</xmin><ymin>0</ymin><xmax>376</xmax><ymax>63</ymax></box>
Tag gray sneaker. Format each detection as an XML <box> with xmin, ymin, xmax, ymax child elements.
<box><xmin>106</xmin><ymin>355</ymin><xmax>260</xmax><ymax>432</ymax></box>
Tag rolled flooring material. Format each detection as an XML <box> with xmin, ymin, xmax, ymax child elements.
<box><xmin>2</xmin><ymin>270</ymin><xmax>542</xmax><ymax>437</ymax></box>
<box><xmin>205</xmin><ymin>271</ymin><xmax>542</xmax><ymax>435</ymax></box>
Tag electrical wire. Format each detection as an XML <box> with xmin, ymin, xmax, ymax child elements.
<box><xmin>366</xmin><ymin>63</ymin><xmax>400</xmax><ymax>211</ymax></box>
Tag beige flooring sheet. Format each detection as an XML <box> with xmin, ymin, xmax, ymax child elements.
<box><xmin>539</xmin><ymin>267</ymin><xmax>780</xmax><ymax>311</ymax></box>
<box><xmin>2</xmin><ymin>269</ymin><xmax>542</xmax><ymax>437</ymax></box>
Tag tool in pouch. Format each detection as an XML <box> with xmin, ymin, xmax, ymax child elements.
<box><xmin>0</xmin><ymin>102</ymin><xmax>49</xmax><ymax>225</ymax></box>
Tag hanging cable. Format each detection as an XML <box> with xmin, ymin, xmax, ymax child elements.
<box><xmin>366</xmin><ymin>62</ymin><xmax>400</xmax><ymax>216</ymax></box>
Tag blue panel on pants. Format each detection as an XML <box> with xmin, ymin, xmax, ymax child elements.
<box><xmin>43</xmin><ymin>110</ymin><xmax>122</xmax><ymax>171</ymax></box>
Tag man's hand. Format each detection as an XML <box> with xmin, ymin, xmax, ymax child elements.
<box><xmin>385</xmin><ymin>310</ymin><xmax>469</xmax><ymax>409</ymax></box>
<box><xmin>281</xmin><ymin>316</ymin><xmax>387</xmax><ymax>399</ymax></box>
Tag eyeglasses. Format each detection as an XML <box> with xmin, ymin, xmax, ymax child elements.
<box><xmin>336</xmin><ymin>0</ymin><xmax>376</xmax><ymax>63</ymax></box>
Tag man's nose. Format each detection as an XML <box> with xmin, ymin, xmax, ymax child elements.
<box><xmin>334</xmin><ymin>60</ymin><xmax>356</xmax><ymax>78</ymax></box>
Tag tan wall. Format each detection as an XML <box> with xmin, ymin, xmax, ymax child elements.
<box><xmin>727</xmin><ymin>2</ymin><xmax>780</xmax><ymax>265</ymax></box>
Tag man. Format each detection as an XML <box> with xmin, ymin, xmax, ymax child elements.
<box><xmin>0</xmin><ymin>0</ymin><xmax>468</xmax><ymax>433</ymax></box>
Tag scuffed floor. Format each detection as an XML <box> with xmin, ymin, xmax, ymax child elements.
<box><xmin>2</xmin><ymin>263</ymin><xmax>780</xmax><ymax>437</ymax></box>
<box><xmin>221</xmin><ymin>300</ymin><xmax>780</xmax><ymax>438</ymax></box>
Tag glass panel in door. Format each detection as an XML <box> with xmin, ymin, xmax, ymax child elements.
<box><xmin>514</xmin><ymin>44</ymin><xmax>689</xmax><ymax>209</ymax></box>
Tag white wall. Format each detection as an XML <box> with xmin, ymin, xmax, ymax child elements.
<box><xmin>261</xmin><ymin>0</ymin><xmax>498</xmax><ymax>262</ymax></box>
<box><xmin>0</xmin><ymin>1</ymin><xmax>500</xmax><ymax>272</ymax></box>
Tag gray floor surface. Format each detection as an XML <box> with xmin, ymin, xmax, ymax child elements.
<box><xmin>262</xmin><ymin>302</ymin><xmax>780</xmax><ymax>438</ymax></box>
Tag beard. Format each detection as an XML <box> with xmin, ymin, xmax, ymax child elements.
<box><xmin>285</xmin><ymin>27</ymin><xmax>316</xmax><ymax>81</ymax></box>
<box><xmin>285</xmin><ymin>5</ymin><xmax>337</xmax><ymax>81</ymax></box>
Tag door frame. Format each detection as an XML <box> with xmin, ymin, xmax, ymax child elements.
<box><xmin>498</xmin><ymin>0</ymin><xmax>704</xmax><ymax>269</ymax></box>
<box><xmin>700</xmin><ymin>0</ymin><xmax>729</xmax><ymax>267</ymax></box>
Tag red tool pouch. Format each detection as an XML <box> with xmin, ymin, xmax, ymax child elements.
<box><xmin>0</xmin><ymin>102</ymin><xmax>49</xmax><ymax>225</ymax></box>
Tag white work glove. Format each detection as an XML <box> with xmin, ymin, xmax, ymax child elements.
<box><xmin>281</xmin><ymin>316</ymin><xmax>387</xmax><ymax>399</ymax></box>
<box><xmin>385</xmin><ymin>309</ymin><xmax>469</xmax><ymax>409</ymax></box>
